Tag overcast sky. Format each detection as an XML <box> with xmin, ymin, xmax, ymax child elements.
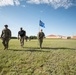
<box><xmin>0</xmin><ymin>0</ymin><xmax>76</xmax><ymax>37</ymax></box>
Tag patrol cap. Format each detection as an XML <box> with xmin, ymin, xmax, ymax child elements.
<box><xmin>40</xmin><ymin>29</ymin><xmax>43</xmax><ymax>31</ymax></box>
<box><xmin>4</xmin><ymin>24</ymin><xmax>8</xmax><ymax>27</ymax></box>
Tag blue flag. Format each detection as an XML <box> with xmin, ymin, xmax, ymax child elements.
<box><xmin>39</xmin><ymin>20</ymin><xmax>45</xmax><ymax>28</ymax></box>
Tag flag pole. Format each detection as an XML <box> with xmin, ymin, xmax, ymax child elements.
<box><xmin>39</xmin><ymin>19</ymin><xmax>41</xmax><ymax>32</ymax></box>
<box><xmin>39</xmin><ymin>25</ymin><xmax>40</xmax><ymax>31</ymax></box>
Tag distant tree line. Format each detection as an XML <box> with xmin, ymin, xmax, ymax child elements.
<box><xmin>29</xmin><ymin>36</ymin><xmax>37</xmax><ymax>39</ymax></box>
<box><xmin>11</xmin><ymin>37</ymin><xmax>17</xmax><ymax>39</ymax></box>
<box><xmin>67</xmin><ymin>36</ymin><xmax>71</xmax><ymax>39</ymax></box>
<box><xmin>11</xmin><ymin>36</ymin><xmax>37</xmax><ymax>39</ymax></box>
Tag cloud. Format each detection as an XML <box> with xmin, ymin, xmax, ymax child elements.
<box><xmin>0</xmin><ymin>0</ymin><xmax>20</xmax><ymax>7</ymax></box>
<box><xmin>26</xmin><ymin>0</ymin><xmax>76</xmax><ymax>9</ymax></box>
<box><xmin>14</xmin><ymin>0</ymin><xmax>20</xmax><ymax>5</ymax></box>
<box><xmin>21</xmin><ymin>5</ymin><xmax>26</xmax><ymax>7</ymax></box>
<box><xmin>0</xmin><ymin>0</ymin><xmax>76</xmax><ymax>9</ymax></box>
<box><xmin>26</xmin><ymin>0</ymin><xmax>50</xmax><ymax>4</ymax></box>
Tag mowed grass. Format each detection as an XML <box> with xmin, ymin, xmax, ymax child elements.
<box><xmin>0</xmin><ymin>39</ymin><xmax>76</xmax><ymax>75</ymax></box>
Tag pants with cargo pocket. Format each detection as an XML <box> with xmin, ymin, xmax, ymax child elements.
<box><xmin>2</xmin><ymin>38</ymin><xmax>9</xmax><ymax>49</ymax></box>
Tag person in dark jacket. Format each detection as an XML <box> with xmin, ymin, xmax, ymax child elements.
<box><xmin>18</xmin><ymin>27</ymin><xmax>26</xmax><ymax>47</ymax></box>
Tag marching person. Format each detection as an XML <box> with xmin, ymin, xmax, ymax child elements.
<box><xmin>37</xmin><ymin>29</ymin><xmax>45</xmax><ymax>49</ymax></box>
<box><xmin>1</xmin><ymin>25</ymin><xmax>11</xmax><ymax>50</ymax></box>
<box><xmin>18</xmin><ymin>27</ymin><xmax>26</xmax><ymax>47</ymax></box>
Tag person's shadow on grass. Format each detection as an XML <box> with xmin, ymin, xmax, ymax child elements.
<box><xmin>9</xmin><ymin>46</ymin><xmax>76</xmax><ymax>52</ymax></box>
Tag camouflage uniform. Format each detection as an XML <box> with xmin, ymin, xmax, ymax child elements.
<box><xmin>38</xmin><ymin>29</ymin><xmax>45</xmax><ymax>48</ymax></box>
<box><xmin>1</xmin><ymin>25</ymin><xmax>11</xmax><ymax>50</ymax></box>
<box><xmin>18</xmin><ymin>28</ymin><xmax>26</xmax><ymax>47</ymax></box>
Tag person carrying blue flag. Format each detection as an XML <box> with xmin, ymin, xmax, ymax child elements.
<box><xmin>37</xmin><ymin>29</ymin><xmax>45</xmax><ymax>49</ymax></box>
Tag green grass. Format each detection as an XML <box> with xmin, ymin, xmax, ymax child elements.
<box><xmin>0</xmin><ymin>39</ymin><xmax>76</xmax><ymax>75</ymax></box>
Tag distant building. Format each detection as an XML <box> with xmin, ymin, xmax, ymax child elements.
<box><xmin>71</xmin><ymin>36</ymin><xmax>76</xmax><ymax>39</ymax></box>
<box><xmin>46</xmin><ymin>34</ymin><xmax>61</xmax><ymax>39</ymax></box>
<box><xmin>46</xmin><ymin>34</ymin><xmax>67</xmax><ymax>39</ymax></box>
<box><xmin>61</xmin><ymin>36</ymin><xmax>67</xmax><ymax>39</ymax></box>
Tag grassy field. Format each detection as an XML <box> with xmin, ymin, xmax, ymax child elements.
<box><xmin>0</xmin><ymin>39</ymin><xmax>76</xmax><ymax>75</ymax></box>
